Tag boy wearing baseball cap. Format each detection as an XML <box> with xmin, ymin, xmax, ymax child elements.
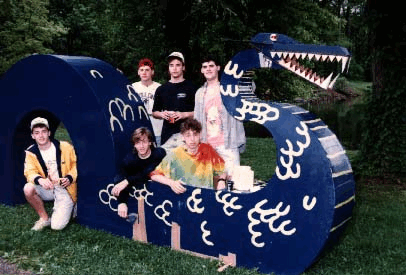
<box><xmin>23</xmin><ymin>117</ymin><xmax>77</xmax><ymax>231</ymax></box>
<box><xmin>132</xmin><ymin>58</ymin><xmax>163</xmax><ymax>145</ymax></box>
<box><xmin>152</xmin><ymin>52</ymin><xmax>197</xmax><ymax>150</ymax></box>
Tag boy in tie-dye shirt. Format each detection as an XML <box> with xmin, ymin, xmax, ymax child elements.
<box><xmin>151</xmin><ymin>118</ymin><xmax>226</xmax><ymax>194</ymax></box>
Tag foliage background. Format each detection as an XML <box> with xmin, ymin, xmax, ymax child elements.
<box><xmin>1</xmin><ymin>0</ymin><xmax>405</xmax><ymax>177</ymax></box>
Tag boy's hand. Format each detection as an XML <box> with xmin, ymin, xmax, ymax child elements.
<box><xmin>170</xmin><ymin>180</ymin><xmax>186</xmax><ymax>194</ymax></box>
<box><xmin>112</xmin><ymin>180</ymin><xmax>129</xmax><ymax>197</ymax></box>
<box><xmin>118</xmin><ymin>203</ymin><xmax>128</xmax><ymax>218</ymax></box>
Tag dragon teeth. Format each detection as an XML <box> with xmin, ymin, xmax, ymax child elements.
<box><xmin>274</xmin><ymin>52</ymin><xmax>350</xmax><ymax>89</ymax></box>
<box><xmin>328</xmin><ymin>74</ymin><xmax>340</xmax><ymax>89</ymax></box>
<box><xmin>341</xmin><ymin>56</ymin><xmax>349</xmax><ymax>73</ymax></box>
<box><xmin>320</xmin><ymin>73</ymin><xmax>333</xmax><ymax>89</ymax></box>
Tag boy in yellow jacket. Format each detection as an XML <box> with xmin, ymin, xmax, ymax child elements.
<box><xmin>24</xmin><ymin>117</ymin><xmax>77</xmax><ymax>231</ymax></box>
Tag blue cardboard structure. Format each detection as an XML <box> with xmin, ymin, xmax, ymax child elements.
<box><xmin>0</xmin><ymin>33</ymin><xmax>355</xmax><ymax>275</ymax></box>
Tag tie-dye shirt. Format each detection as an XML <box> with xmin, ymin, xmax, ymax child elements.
<box><xmin>151</xmin><ymin>143</ymin><xmax>225</xmax><ymax>189</ymax></box>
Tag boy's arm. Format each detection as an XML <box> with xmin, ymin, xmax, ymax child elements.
<box><xmin>24</xmin><ymin>151</ymin><xmax>43</xmax><ymax>185</ymax></box>
<box><xmin>63</xmin><ymin>142</ymin><xmax>77</xmax><ymax>184</ymax></box>
<box><xmin>150</xmin><ymin>174</ymin><xmax>186</xmax><ymax>194</ymax></box>
<box><xmin>24</xmin><ymin>151</ymin><xmax>54</xmax><ymax>189</ymax></box>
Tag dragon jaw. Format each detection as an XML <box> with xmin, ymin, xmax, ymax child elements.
<box><xmin>251</xmin><ymin>33</ymin><xmax>351</xmax><ymax>90</ymax></box>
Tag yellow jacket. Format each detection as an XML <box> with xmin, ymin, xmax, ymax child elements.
<box><xmin>24</xmin><ymin>139</ymin><xmax>78</xmax><ymax>203</ymax></box>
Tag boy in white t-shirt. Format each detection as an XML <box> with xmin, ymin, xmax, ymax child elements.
<box><xmin>132</xmin><ymin>58</ymin><xmax>163</xmax><ymax>146</ymax></box>
<box><xmin>23</xmin><ymin>117</ymin><xmax>77</xmax><ymax>231</ymax></box>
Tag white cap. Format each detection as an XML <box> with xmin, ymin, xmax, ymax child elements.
<box><xmin>30</xmin><ymin>117</ymin><xmax>49</xmax><ymax>130</ymax></box>
<box><xmin>167</xmin><ymin>52</ymin><xmax>185</xmax><ymax>64</ymax></box>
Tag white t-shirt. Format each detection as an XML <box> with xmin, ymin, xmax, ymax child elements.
<box><xmin>132</xmin><ymin>81</ymin><xmax>163</xmax><ymax>136</ymax></box>
<box><xmin>40</xmin><ymin>143</ymin><xmax>60</xmax><ymax>182</ymax></box>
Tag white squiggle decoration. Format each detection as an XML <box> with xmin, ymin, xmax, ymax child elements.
<box><xmin>224</xmin><ymin>61</ymin><xmax>244</xmax><ymax>79</ymax></box>
<box><xmin>90</xmin><ymin>70</ymin><xmax>103</xmax><ymax>79</ymax></box>
<box><xmin>187</xmin><ymin>189</ymin><xmax>204</xmax><ymax>214</ymax></box>
<box><xmin>138</xmin><ymin>105</ymin><xmax>149</xmax><ymax>120</ymax></box>
<box><xmin>108</xmin><ymin>98</ymin><xmax>135</xmax><ymax>132</ymax></box>
<box><xmin>215</xmin><ymin>191</ymin><xmax>242</xmax><ymax>216</ymax></box>
<box><xmin>235</xmin><ymin>99</ymin><xmax>279</xmax><ymax>124</ymax></box>
<box><xmin>154</xmin><ymin>200</ymin><xmax>173</xmax><ymax>227</ymax></box>
<box><xmin>99</xmin><ymin>184</ymin><xmax>118</xmax><ymax>211</ymax></box>
<box><xmin>303</xmin><ymin>196</ymin><xmax>317</xmax><ymax>211</ymax></box>
<box><xmin>248</xmin><ymin>200</ymin><xmax>296</xmax><ymax>247</ymax></box>
<box><xmin>201</xmin><ymin>221</ymin><xmax>214</xmax><ymax>246</ymax></box>
<box><xmin>276</xmin><ymin>121</ymin><xmax>311</xmax><ymax>180</ymax></box>
<box><xmin>220</xmin><ymin>84</ymin><xmax>239</xmax><ymax>97</ymax></box>
<box><xmin>126</xmin><ymin>85</ymin><xmax>139</xmax><ymax>102</ymax></box>
<box><xmin>130</xmin><ymin>185</ymin><xmax>154</xmax><ymax>207</ymax></box>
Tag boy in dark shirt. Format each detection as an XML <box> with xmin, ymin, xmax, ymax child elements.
<box><xmin>111</xmin><ymin>127</ymin><xmax>166</xmax><ymax>218</ymax></box>
<box><xmin>152</xmin><ymin>52</ymin><xmax>197</xmax><ymax>149</ymax></box>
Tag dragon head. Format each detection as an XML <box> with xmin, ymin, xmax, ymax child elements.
<box><xmin>250</xmin><ymin>33</ymin><xmax>351</xmax><ymax>90</ymax></box>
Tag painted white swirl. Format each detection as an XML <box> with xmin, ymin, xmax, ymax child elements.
<box><xmin>186</xmin><ymin>189</ymin><xmax>205</xmax><ymax>214</ymax></box>
<box><xmin>108</xmin><ymin>98</ymin><xmax>135</xmax><ymax>132</ymax></box>
<box><xmin>276</xmin><ymin>121</ymin><xmax>311</xmax><ymax>180</ymax></box>
<box><xmin>130</xmin><ymin>184</ymin><xmax>154</xmax><ymax>207</ymax></box>
<box><xmin>248</xmin><ymin>204</ymin><xmax>265</xmax><ymax>247</ymax></box>
<box><xmin>154</xmin><ymin>200</ymin><xmax>173</xmax><ymax>227</ymax></box>
<box><xmin>220</xmin><ymin>84</ymin><xmax>239</xmax><ymax>97</ymax></box>
<box><xmin>138</xmin><ymin>105</ymin><xmax>149</xmax><ymax>120</ymax></box>
<box><xmin>98</xmin><ymin>183</ymin><xmax>118</xmax><ymax>211</ymax></box>
<box><xmin>215</xmin><ymin>191</ymin><xmax>243</xmax><ymax>216</ymax></box>
<box><xmin>200</xmin><ymin>221</ymin><xmax>214</xmax><ymax>246</ymax></box>
<box><xmin>248</xmin><ymin>199</ymin><xmax>296</xmax><ymax>247</ymax></box>
<box><xmin>224</xmin><ymin>61</ymin><xmax>244</xmax><ymax>79</ymax></box>
<box><xmin>235</xmin><ymin>99</ymin><xmax>279</xmax><ymax>124</ymax></box>
<box><xmin>126</xmin><ymin>85</ymin><xmax>139</xmax><ymax>102</ymax></box>
<box><xmin>303</xmin><ymin>195</ymin><xmax>317</xmax><ymax>211</ymax></box>
<box><xmin>90</xmin><ymin>69</ymin><xmax>103</xmax><ymax>79</ymax></box>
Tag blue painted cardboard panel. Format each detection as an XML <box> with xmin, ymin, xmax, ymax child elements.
<box><xmin>0</xmin><ymin>50</ymin><xmax>355</xmax><ymax>275</ymax></box>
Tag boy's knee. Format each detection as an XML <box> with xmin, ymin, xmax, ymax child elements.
<box><xmin>23</xmin><ymin>183</ymin><xmax>36</xmax><ymax>197</ymax></box>
<box><xmin>51</xmin><ymin>222</ymin><xmax>68</xmax><ymax>230</ymax></box>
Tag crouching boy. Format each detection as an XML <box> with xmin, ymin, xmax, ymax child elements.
<box><xmin>23</xmin><ymin>117</ymin><xmax>77</xmax><ymax>231</ymax></box>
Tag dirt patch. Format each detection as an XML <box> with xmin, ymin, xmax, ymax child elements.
<box><xmin>0</xmin><ymin>257</ymin><xmax>36</xmax><ymax>275</ymax></box>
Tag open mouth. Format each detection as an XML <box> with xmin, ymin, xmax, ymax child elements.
<box><xmin>273</xmin><ymin>52</ymin><xmax>351</xmax><ymax>89</ymax></box>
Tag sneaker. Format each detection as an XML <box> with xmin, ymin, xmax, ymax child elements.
<box><xmin>31</xmin><ymin>218</ymin><xmax>51</xmax><ymax>231</ymax></box>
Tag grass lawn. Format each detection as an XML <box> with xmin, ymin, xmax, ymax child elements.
<box><xmin>1</xmin><ymin>135</ymin><xmax>405</xmax><ymax>274</ymax></box>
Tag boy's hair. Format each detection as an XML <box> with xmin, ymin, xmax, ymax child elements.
<box><xmin>201</xmin><ymin>55</ymin><xmax>220</xmax><ymax>66</ymax></box>
<box><xmin>180</xmin><ymin>118</ymin><xmax>202</xmax><ymax>134</ymax></box>
<box><xmin>31</xmin><ymin>124</ymin><xmax>49</xmax><ymax>133</ymax></box>
<box><xmin>131</xmin><ymin>127</ymin><xmax>153</xmax><ymax>145</ymax></box>
<box><xmin>138</xmin><ymin>58</ymin><xmax>154</xmax><ymax>70</ymax></box>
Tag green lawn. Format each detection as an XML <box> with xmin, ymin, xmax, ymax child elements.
<box><xmin>1</xmin><ymin>135</ymin><xmax>405</xmax><ymax>274</ymax></box>
<box><xmin>1</xmin><ymin>180</ymin><xmax>405</xmax><ymax>274</ymax></box>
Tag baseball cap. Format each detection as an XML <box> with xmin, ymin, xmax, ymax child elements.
<box><xmin>167</xmin><ymin>52</ymin><xmax>185</xmax><ymax>64</ymax></box>
<box><xmin>30</xmin><ymin>117</ymin><xmax>49</xmax><ymax>130</ymax></box>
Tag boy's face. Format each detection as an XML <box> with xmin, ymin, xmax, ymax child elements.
<box><xmin>138</xmin><ymin>65</ymin><xmax>154</xmax><ymax>82</ymax></box>
<box><xmin>168</xmin><ymin>59</ymin><xmax>185</xmax><ymax>79</ymax></box>
<box><xmin>134</xmin><ymin>134</ymin><xmax>151</xmax><ymax>157</ymax></box>
<box><xmin>201</xmin><ymin>61</ymin><xmax>220</xmax><ymax>81</ymax></box>
<box><xmin>31</xmin><ymin>126</ymin><xmax>51</xmax><ymax>146</ymax></box>
<box><xmin>182</xmin><ymin>129</ymin><xmax>201</xmax><ymax>152</ymax></box>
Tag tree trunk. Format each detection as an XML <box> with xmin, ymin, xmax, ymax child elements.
<box><xmin>361</xmin><ymin>0</ymin><xmax>406</xmax><ymax>177</ymax></box>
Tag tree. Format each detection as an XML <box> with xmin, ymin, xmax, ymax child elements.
<box><xmin>0</xmin><ymin>0</ymin><xmax>67</xmax><ymax>75</ymax></box>
<box><xmin>359</xmin><ymin>0</ymin><xmax>406</xmax><ymax>177</ymax></box>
